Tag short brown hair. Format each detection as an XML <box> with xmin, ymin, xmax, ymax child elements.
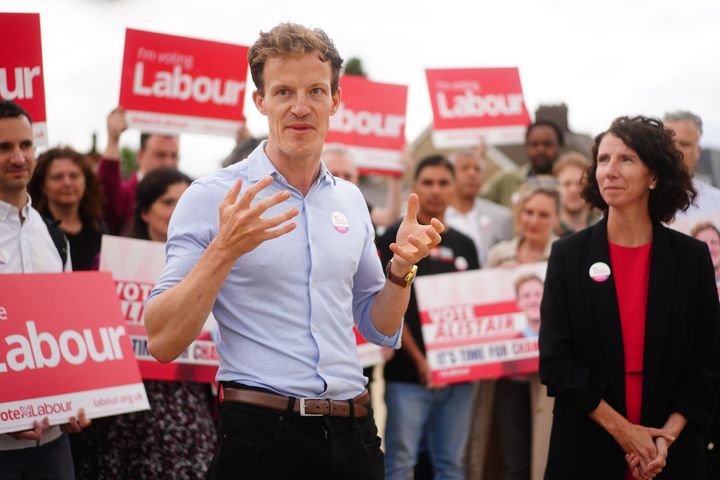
<box><xmin>248</xmin><ymin>23</ymin><xmax>343</xmax><ymax>95</ymax></box>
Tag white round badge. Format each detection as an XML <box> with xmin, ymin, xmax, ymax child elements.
<box><xmin>455</xmin><ymin>256</ymin><xmax>469</xmax><ymax>271</ymax></box>
<box><xmin>331</xmin><ymin>212</ymin><xmax>350</xmax><ymax>234</ymax></box>
<box><xmin>479</xmin><ymin>215</ymin><xmax>492</xmax><ymax>229</ymax></box>
<box><xmin>589</xmin><ymin>262</ymin><xmax>611</xmax><ymax>282</ymax></box>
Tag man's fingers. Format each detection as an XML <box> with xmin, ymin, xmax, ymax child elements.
<box><xmin>407</xmin><ymin>235</ymin><xmax>430</xmax><ymax>258</ymax></box>
<box><xmin>430</xmin><ymin>217</ymin><xmax>445</xmax><ymax>235</ymax></box>
<box><xmin>222</xmin><ymin>179</ymin><xmax>244</xmax><ymax>209</ymax></box>
<box><xmin>424</xmin><ymin>223</ymin><xmax>443</xmax><ymax>246</ymax></box>
<box><xmin>250</xmin><ymin>189</ymin><xmax>292</xmax><ymax>217</ymax></box>
<box><xmin>403</xmin><ymin>193</ymin><xmax>419</xmax><ymax>223</ymax></box>
<box><xmin>261</xmin><ymin>208</ymin><xmax>300</xmax><ymax>231</ymax></box>
<box><xmin>388</xmin><ymin>243</ymin><xmax>418</xmax><ymax>265</ymax></box>
<box><xmin>237</xmin><ymin>176</ymin><xmax>274</xmax><ymax>210</ymax></box>
<box><xmin>261</xmin><ymin>222</ymin><xmax>297</xmax><ymax>241</ymax></box>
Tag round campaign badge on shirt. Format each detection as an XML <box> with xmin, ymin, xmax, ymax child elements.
<box><xmin>589</xmin><ymin>262</ymin><xmax>611</xmax><ymax>282</ymax></box>
<box><xmin>455</xmin><ymin>256</ymin><xmax>469</xmax><ymax>271</ymax></box>
<box><xmin>0</xmin><ymin>248</ymin><xmax>8</xmax><ymax>268</ymax></box>
<box><xmin>331</xmin><ymin>212</ymin><xmax>350</xmax><ymax>234</ymax></box>
<box><xmin>479</xmin><ymin>215</ymin><xmax>492</xmax><ymax>229</ymax></box>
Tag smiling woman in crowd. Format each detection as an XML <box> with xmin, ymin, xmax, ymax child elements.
<box><xmin>540</xmin><ymin>116</ymin><xmax>719</xmax><ymax>479</ymax></box>
<box><xmin>28</xmin><ymin>146</ymin><xmax>106</xmax><ymax>271</ymax></box>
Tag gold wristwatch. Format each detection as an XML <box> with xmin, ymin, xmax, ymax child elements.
<box><xmin>385</xmin><ymin>260</ymin><xmax>418</xmax><ymax>288</ymax></box>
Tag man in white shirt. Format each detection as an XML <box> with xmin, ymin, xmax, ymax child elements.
<box><xmin>445</xmin><ymin>148</ymin><xmax>513</xmax><ymax>266</ymax></box>
<box><xmin>663</xmin><ymin>111</ymin><xmax>720</xmax><ymax>217</ymax></box>
<box><xmin>0</xmin><ymin>100</ymin><xmax>86</xmax><ymax>480</ymax></box>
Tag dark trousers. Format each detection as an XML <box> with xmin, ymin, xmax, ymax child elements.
<box><xmin>0</xmin><ymin>434</ymin><xmax>75</xmax><ymax>480</ymax></box>
<box><xmin>206</xmin><ymin>399</ymin><xmax>384</xmax><ymax>479</ymax></box>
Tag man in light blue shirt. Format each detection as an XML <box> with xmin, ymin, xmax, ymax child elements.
<box><xmin>145</xmin><ymin>23</ymin><xmax>443</xmax><ymax>479</ymax></box>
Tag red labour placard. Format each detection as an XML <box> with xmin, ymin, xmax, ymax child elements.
<box><xmin>326</xmin><ymin>75</ymin><xmax>408</xmax><ymax>176</ymax></box>
<box><xmin>425</xmin><ymin>68</ymin><xmax>530</xmax><ymax>148</ymax></box>
<box><xmin>119</xmin><ymin>28</ymin><xmax>249</xmax><ymax>137</ymax></box>
<box><xmin>0</xmin><ymin>273</ymin><xmax>149</xmax><ymax>434</ymax></box>
<box><xmin>0</xmin><ymin>13</ymin><xmax>48</xmax><ymax>145</ymax></box>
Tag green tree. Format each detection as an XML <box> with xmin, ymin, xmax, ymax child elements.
<box><xmin>120</xmin><ymin>146</ymin><xmax>138</xmax><ymax>179</ymax></box>
<box><xmin>344</xmin><ymin>57</ymin><xmax>367</xmax><ymax>77</ymax></box>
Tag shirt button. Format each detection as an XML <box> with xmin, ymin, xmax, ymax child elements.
<box><xmin>312</xmin><ymin>324</ymin><xmax>319</xmax><ymax>332</ymax></box>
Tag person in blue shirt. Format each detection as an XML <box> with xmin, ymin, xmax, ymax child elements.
<box><xmin>144</xmin><ymin>23</ymin><xmax>443</xmax><ymax>480</ymax></box>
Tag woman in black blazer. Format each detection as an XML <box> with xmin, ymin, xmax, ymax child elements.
<box><xmin>539</xmin><ymin>116</ymin><xmax>720</xmax><ymax>479</ymax></box>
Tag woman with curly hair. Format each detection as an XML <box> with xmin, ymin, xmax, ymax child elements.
<box><xmin>28</xmin><ymin>147</ymin><xmax>106</xmax><ymax>270</ymax></box>
<box><xmin>539</xmin><ymin>116</ymin><xmax>720</xmax><ymax>479</ymax></box>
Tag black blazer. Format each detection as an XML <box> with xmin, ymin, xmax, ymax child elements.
<box><xmin>539</xmin><ymin>218</ymin><xmax>720</xmax><ymax>479</ymax></box>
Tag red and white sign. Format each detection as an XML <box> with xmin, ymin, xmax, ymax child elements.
<box><xmin>355</xmin><ymin>328</ymin><xmax>384</xmax><ymax>368</ymax></box>
<box><xmin>0</xmin><ymin>273</ymin><xmax>149</xmax><ymax>434</ymax></box>
<box><xmin>326</xmin><ymin>75</ymin><xmax>408</xmax><ymax>176</ymax></box>
<box><xmin>119</xmin><ymin>28</ymin><xmax>249</xmax><ymax>137</ymax></box>
<box><xmin>414</xmin><ymin>263</ymin><xmax>547</xmax><ymax>386</ymax></box>
<box><xmin>0</xmin><ymin>13</ymin><xmax>48</xmax><ymax>145</ymax></box>
<box><xmin>100</xmin><ymin>235</ymin><xmax>219</xmax><ymax>383</ymax></box>
<box><xmin>425</xmin><ymin>68</ymin><xmax>530</xmax><ymax>148</ymax></box>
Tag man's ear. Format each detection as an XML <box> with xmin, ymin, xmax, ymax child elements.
<box><xmin>329</xmin><ymin>87</ymin><xmax>341</xmax><ymax>116</ymax></box>
<box><xmin>252</xmin><ymin>90</ymin><xmax>266</xmax><ymax>115</ymax></box>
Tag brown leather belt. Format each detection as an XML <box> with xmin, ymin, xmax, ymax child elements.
<box><xmin>222</xmin><ymin>387</ymin><xmax>370</xmax><ymax>417</ymax></box>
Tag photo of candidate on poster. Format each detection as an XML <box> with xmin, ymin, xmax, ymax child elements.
<box><xmin>414</xmin><ymin>262</ymin><xmax>547</xmax><ymax>386</ymax></box>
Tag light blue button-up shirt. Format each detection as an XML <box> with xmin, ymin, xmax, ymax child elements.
<box><xmin>149</xmin><ymin>142</ymin><xmax>401</xmax><ymax>399</ymax></box>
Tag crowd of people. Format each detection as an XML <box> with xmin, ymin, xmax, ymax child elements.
<box><xmin>2</xmin><ymin>21</ymin><xmax>720</xmax><ymax>480</ymax></box>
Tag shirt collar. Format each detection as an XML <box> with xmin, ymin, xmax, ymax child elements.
<box><xmin>0</xmin><ymin>194</ymin><xmax>31</xmax><ymax>222</ymax></box>
<box><xmin>246</xmin><ymin>140</ymin><xmax>336</xmax><ymax>187</ymax></box>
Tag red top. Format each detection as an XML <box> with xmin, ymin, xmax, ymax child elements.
<box><xmin>609</xmin><ymin>242</ymin><xmax>652</xmax><ymax>425</ymax></box>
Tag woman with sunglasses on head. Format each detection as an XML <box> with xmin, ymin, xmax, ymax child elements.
<box><xmin>539</xmin><ymin>116</ymin><xmax>720</xmax><ymax>479</ymax></box>
<box><xmin>472</xmin><ymin>178</ymin><xmax>560</xmax><ymax>480</ymax></box>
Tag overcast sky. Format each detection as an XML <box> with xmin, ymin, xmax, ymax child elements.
<box><xmin>3</xmin><ymin>0</ymin><xmax>720</xmax><ymax>178</ymax></box>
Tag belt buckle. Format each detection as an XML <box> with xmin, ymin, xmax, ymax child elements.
<box><xmin>299</xmin><ymin>398</ymin><xmax>324</xmax><ymax>417</ymax></box>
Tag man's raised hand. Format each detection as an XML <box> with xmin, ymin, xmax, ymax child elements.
<box><xmin>389</xmin><ymin>193</ymin><xmax>444</xmax><ymax>273</ymax></box>
<box><xmin>213</xmin><ymin>176</ymin><xmax>299</xmax><ymax>259</ymax></box>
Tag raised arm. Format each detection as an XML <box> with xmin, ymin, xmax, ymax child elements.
<box><xmin>369</xmin><ymin>193</ymin><xmax>443</xmax><ymax>336</ymax></box>
<box><xmin>144</xmin><ymin>176</ymin><xmax>298</xmax><ymax>362</ymax></box>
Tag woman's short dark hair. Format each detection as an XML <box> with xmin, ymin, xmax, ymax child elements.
<box><xmin>132</xmin><ymin>168</ymin><xmax>192</xmax><ymax>240</ymax></box>
<box><xmin>28</xmin><ymin>146</ymin><xmax>105</xmax><ymax>231</ymax></box>
<box><xmin>582</xmin><ymin>115</ymin><xmax>696</xmax><ymax>223</ymax></box>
